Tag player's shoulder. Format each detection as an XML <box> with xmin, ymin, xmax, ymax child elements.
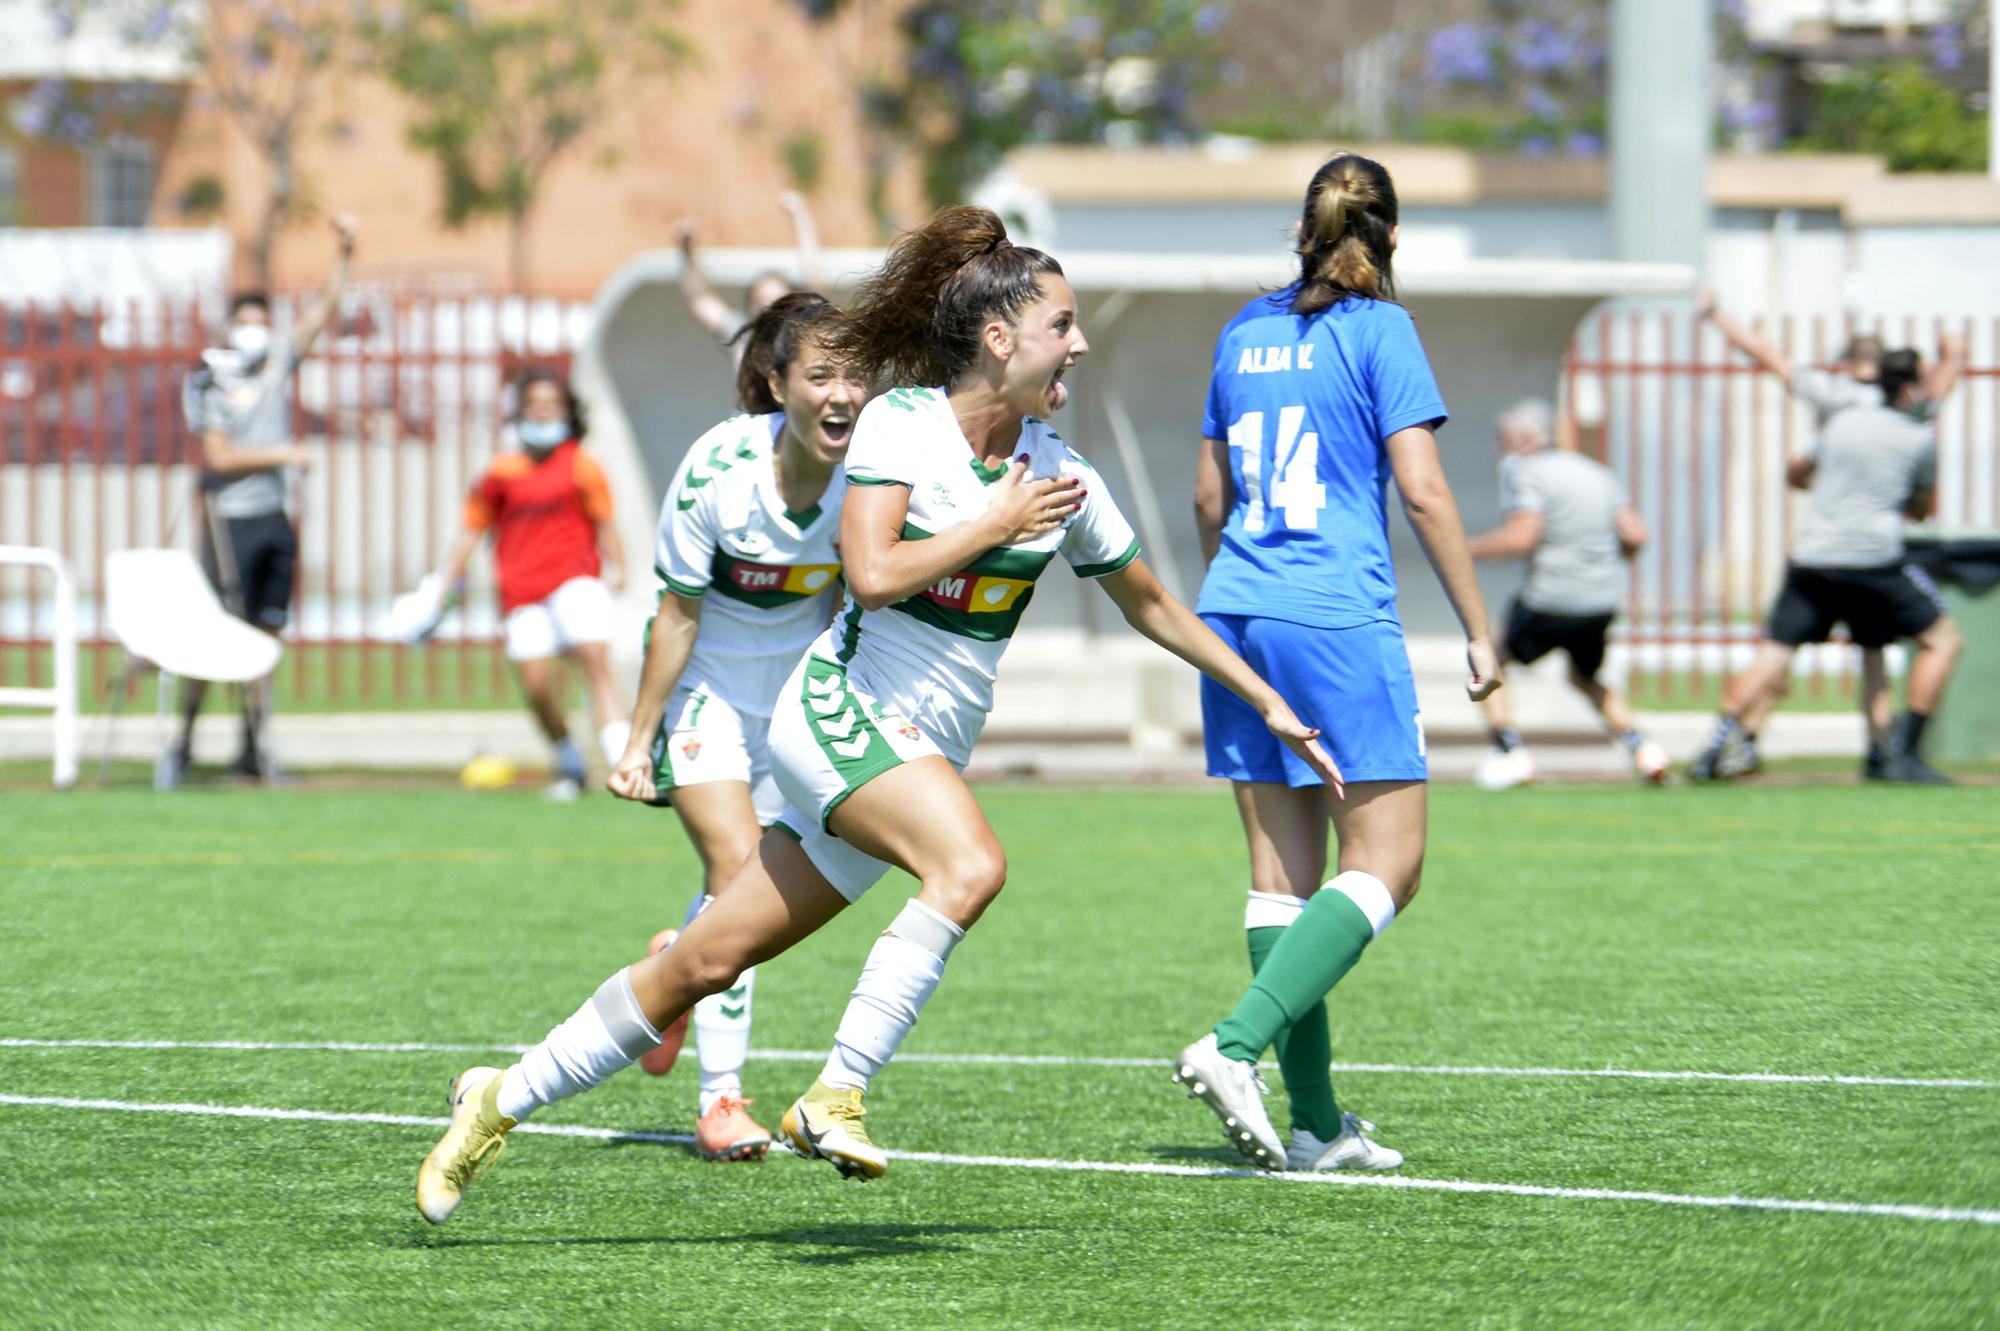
<box><xmin>487</xmin><ymin>452</ymin><xmax>535</xmax><ymax>482</ymax></box>
<box><xmin>1021</xmin><ymin>418</ymin><xmax>1094</xmax><ymax>477</ymax></box>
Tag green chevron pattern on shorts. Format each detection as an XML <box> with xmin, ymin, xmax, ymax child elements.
<box><xmin>799</xmin><ymin>655</ymin><xmax>904</xmax><ymax>825</ymax></box>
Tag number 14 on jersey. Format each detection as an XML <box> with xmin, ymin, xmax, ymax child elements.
<box><xmin>1227</xmin><ymin>406</ymin><xmax>1326</xmax><ymax>532</ymax></box>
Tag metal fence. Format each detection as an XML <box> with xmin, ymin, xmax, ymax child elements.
<box><xmin>1564</xmin><ymin>308</ymin><xmax>1996</xmax><ymax>702</ymax></box>
<box><xmin>0</xmin><ymin>290</ymin><xmax>589</xmax><ymax>710</ymax></box>
<box><xmin>1</xmin><ymin>296</ymin><xmax>1993</xmax><ymax>713</ymax></box>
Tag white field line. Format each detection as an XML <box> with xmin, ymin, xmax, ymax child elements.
<box><xmin>1</xmin><ymin>1037</ymin><xmax>1993</xmax><ymax>1091</ymax></box>
<box><xmin>0</xmin><ymin>1091</ymin><xmax>1993</xmax><ymax>1228</ymax></box>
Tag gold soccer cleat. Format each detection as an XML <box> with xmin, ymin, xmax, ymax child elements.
<box><xmin>416</xmin><ymin>1066</ymin><xmax>517</xmax><ymax>1224</ymax></box>
<box><xmin>779</xmin><ymin>1079</ymin><xmax>888</xmax><ymax>1181</ymax></box>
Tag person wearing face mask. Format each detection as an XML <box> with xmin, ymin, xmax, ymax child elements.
<box><xmin>168</xmin><ymin>212</ymin><xmax>357</xmax><ymax>786</ymax></box>
<box><xmin>594</xmin><ymin>292</ymin><xmax>865</xmax><ymax>1163</ymax></box>
<box><xmin>415</xmin><ymin>206</ymin><xmax>1337</xmax><ymax>1222</ymax></box>
<box><xmin>426</xmin><ymin>369</ymin><xmax>631</xmax><ymax>800</ymax></box>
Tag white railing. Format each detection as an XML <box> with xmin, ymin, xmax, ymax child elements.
<box><xmin>0</xmin><ymin>546</ymin><xmax>78</xmax><ymax>788</ymax></box>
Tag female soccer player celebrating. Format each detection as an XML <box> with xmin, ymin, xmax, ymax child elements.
<box><xmin>604</xmin><ymin>293</ymin><xmax>865</xmax><ymax>1161</ymax></box>
<box><xmin>1174</xmin><ymin>152</ymin><xmax>1497</xmax><ymax>1173</ymax></box>
<box><xmin>417</xmin><ymin>205</ymin><xmax>1339</xmax><ymax>1221</ymax></box>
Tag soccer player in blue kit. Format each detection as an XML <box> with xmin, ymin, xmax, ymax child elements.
<box><xmin>1174</xmin><ymin>152</ymin><xmax>1499</xmax><ymax>1172</ymax></box>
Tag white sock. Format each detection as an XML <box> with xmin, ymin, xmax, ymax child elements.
<box><xmin>1244</xmin><ymin>889</ymin><xmax>1309</xmax><ymax>931</ymax></box>
<box><xmin>1327</xmin><ymin>869</ymin><xmax>1397</xmax><ymax>938</ymax></box>
<box><xmin>599</xmin><ymin>719</ymin><xmax>631</xmax><ymax>765</ymax></box>
<box><xmin>497</xmin><ymin>967</ymin><xmax>660</xmax><ymax>1122</ymax></box>
<box><xmin>818</xmin><ymin>899</ymin><xmax>964</xmax><ymax>1093</ymax></box>
<box><xmin>683</xmin><ymin>893</ymin><xmax>756</xmax><ymax>1116</ymax></box>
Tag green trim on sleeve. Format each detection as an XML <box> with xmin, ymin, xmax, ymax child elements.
<box><xmin>847</xmin><ymin>476</ymin><xmax>909</xmax><ymax>487</ymax></box>
<box><xmin>1071</xmin><ymin>538</ymin><xmax>1141</xmax><ymax>580</ymax></box>
<box><xmin>662</xmin><ymin>573</ymin><xmax>707</xmax><ymax>599</ymax></box>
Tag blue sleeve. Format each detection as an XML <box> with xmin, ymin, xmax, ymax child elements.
<box><xmin>1367</xmin><ymin>305</ymin><xmax>1448</xmax><ymax>441</ymax></box>
<box><xmin>1200</xmin><ymin>326</ymin><xmax>1231</xmax><ymax>440</ymax></box>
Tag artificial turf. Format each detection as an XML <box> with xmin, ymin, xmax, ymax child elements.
<box><xmin>1</xmin><ymin>780</ymin><xmax>1995</xmax><ymax>1329</ymax></box>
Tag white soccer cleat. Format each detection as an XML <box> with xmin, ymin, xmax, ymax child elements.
<box><xmin>1173</xmin><ymin>1033</ymin><xmax>1284</xmax><ymax>1172</ymax></box>
<box><xmin>1475</xmin><ymin>747</ymin><xmax>1535</xmax><ymax>790</ymax></box>
<box><xmin>544</xmin><ymin>776</ymin><xmax>582</xmax><ymax>803</ymax></box>
<box><xmin>1633</xmin><ymin>740</ymin><xmax>1669</xmax><ymax>786</ymax></box>
<box><xmin>1288</xmin><ymin>1113</ymin><xmax>1403</xmax><ymax>1172</ymax></box>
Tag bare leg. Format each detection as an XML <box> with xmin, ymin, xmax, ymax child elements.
<box><xmin>1569</xmin><ymin>667</ymin><xmax>1635</xmax><ymax>736</ymax></box>
<box><xmin>1904</xmin><ymin>617</ymin><xmax>1961</xmax><ymax>715</ymax></box>
<box><xmin>668</xmin><ymin>780</ymin><xmax>764</xmax><ymax>898</ymax></box>
<box><xmin>1328</xmin><ymin>780</ymin><xmax>1427</xmax><ymax>910</ymax></box>
<box><xmin>828</xmin><ymin>756</ymin><xmax>1008</xmax><ymax>929</ymax></box>
<box><xmin>512</xmin><ymin>656</ymin><xmax>569</xmax><ymax>743</ymax></box>
<box><xmin>568</xmin><ymin>641</ymin><xmax>627</xmax><ymax>737</ymax></box>
<box><xmin>1231</xmin><ymin>782</ymin><xmax>1329</xmax><ymax>900</ymax></box>
<box><xmin>1860</xmin><ymin>647</ymin><xmax>1892</xmax><ymax>753</ymax></box>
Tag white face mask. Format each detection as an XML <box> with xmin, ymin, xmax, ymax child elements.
<box><xmin>517</xmin><ymin>418</ymin><xmax>568</xmax><ymax>449</ymax></box>
<box><xmin>228</xmin><ymin>323</ymin><xmax>271</xmax><ymax>362</ymax></box>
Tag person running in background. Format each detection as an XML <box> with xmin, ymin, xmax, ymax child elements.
<box><xmin>675</xmin><ymin>191</ymin><xmax>824</xmax><ymax>365</ymax></box>
<box><xmin>1466</xmin><ymin>397</ymin><xmax>1664</xmax><ymax>787</ymax></box>
<box><xmin>169</xmin><ymin>213</ymin><xmax>357</xmax><ymax>786</ymax></box>
<box><xmin>414</xmin><ymin>204</ymin><xmax>1339</xmax><ymax>1224</ymax></box>
<box><xmin>1695</xmin><ymin>293</ymin><xmax>1965</xmax><ymax>780</ymax></box>
<box><xmin>1179</xmin><ymin>152</ymin><xmax>1496</xmax><ymax>1174</ymax></box>
<box><xmin>1688</xmin><ymin>342</ymin><xmax>1962</xmax><ymax>784</ymax></box>
<box><xmin>431</xmin><ymin>369</ymin><xmax>631</xmax><ymax>800</ymax></box>
<box><xmin>603</xmin><ymin>293</ymin><xmax>864</xmax><ymax>1161</ymax></box>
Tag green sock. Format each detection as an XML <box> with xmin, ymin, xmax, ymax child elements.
<box><xmin>1247</xmin><ymin>926</ymin><xmax>1342</xmax><ymax>1140</ymax></box>
<box><xmin>1216</xmin><ymin>888</ymin><xmax>1376</xmax><ymax>1064</ymax></box>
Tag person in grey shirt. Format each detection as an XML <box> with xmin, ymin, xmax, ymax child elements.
<box><xmin>1696</xmin><ymin>294</ymin><xmax>1965</xmax><ymax>782</ymax></box>
<box><xmin>1467</xmin><ymin>399</ymin><xmax>1662</xmax><ymax>785</ymax></box>
<box><xmin>169</xmin><ymin>212</ymin><xmax>357</xmax><ymax>784</ymax></box>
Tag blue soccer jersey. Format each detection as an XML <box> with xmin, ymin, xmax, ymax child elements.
<box><xmin>1195</xmin><ymin>287</ymin><xmax>1447</xmax><ymax>630</ymax></box>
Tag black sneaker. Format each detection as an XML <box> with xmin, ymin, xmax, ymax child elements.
<box><xmin>1880</xmin><ymin>753</ymin><xmax>1953</xmax><ymax>785</ymax></box>
<box><xmin>1863</xmin><ymin>748</ymin><xmax>1888</xmax><ymax>781</ymax></box>
<box><xmin>1688</xmin><ymin>745</ymin><xmax>1724</xmax><ymax>782</ymax></box>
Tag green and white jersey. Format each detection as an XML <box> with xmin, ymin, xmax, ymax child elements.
<box><xmin>655</xmin><ymin>412</ymin><xmax>845</xmax><ymax>716</ymax></box>
<box><xmin>827</xmin><ymin>385</ymin><xmax>1140</xmax><ymax>750</ymax></box>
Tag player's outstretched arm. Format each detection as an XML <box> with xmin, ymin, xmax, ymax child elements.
<box><xmin>1697</xmin><ymin>288</ymin><xmax>1792</xmax><ymax>382</ymax></box>
<box><xmin>1096</xmin><ymin>557</ymin><xmax>1343</xmax><ymax>796</ymax></box>
<box><xmin>673</xmin><ymin>219</ymin><xmax>738</xmax><ymax>338</ymax></box>
<box><xmin>1615</xmin><ymin>504</ymin><xmax>1648</xmax><ymax>559</ymax></box>
<box><xmin>1924</xmin><ymin>330</ymin><xmax>1968</xmax><ymax>407</ymax></box>
<box><xmin>779</xmin><ymin>191</ymin><xmax>825</xmax><ymax>291</ymax></box>
<box><xmin>1387</xmin><ymin>424</ymin><xmax>1499</xmax><ymax>701</ymax></box>
<box><xmin>607</xmin><ymin>591</ymin><xmax>702</xmax><ymax>802</ymax></box>
<box><xmin>840</xmin><ymin>461</ymin><xmax>1080</xmax><ymax>611</ymax></box>
<box><xmin>293</xmin><ymin>213</ymin><xmax>357</xmax><ymax>359</ymax></box>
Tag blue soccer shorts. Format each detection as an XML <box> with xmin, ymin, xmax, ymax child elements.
<box><xmin>1199</xmin><ymin>613</ymin><xmax>1427</xmax><ymax>787</ymax></box>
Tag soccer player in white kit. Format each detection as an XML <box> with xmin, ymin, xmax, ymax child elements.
<box><xmin>417</xmin><ymin>206</ymin><xmax>1340</xmax><ymax>1221</ymax></box>
<box><xmin>603</xmin><ymin>293</ymin><xmax>863</xmax><ymax>1160</ymax></box>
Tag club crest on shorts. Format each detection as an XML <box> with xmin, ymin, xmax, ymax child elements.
<box><xmin>680</xmin><ymin>738</ymin><xmax>702</xmax><ymax>760</ymax></box>
<box><xmin>898</xmin><ymin>724</ymin><xmax>921</xmax><ymax>743</ymax></box>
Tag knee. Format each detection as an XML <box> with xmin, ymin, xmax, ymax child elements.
<box><xmin>923</xmin><ymin>842</ymin><xmax>1008</xmax><ymax>924</ymax></box>
<box><xmin>1926</xmin><ymin>618</ymin><xmax>1963</xmax><ymax>656</ymax></box>
<box><xmin>675</xmin><ymin>936</ymin><xmax>752</xmax><ymax>998</ymax></box>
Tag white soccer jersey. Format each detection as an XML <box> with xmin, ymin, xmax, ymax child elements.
<box><xmin>825</xmin><ymin>385</ymin><xmax>1140</xmax><ymax>752</ymax></box>
<box><xmin>655</xmin><ymin>412</ymin><xmax>845</xmax><ymax>716</ymax></box>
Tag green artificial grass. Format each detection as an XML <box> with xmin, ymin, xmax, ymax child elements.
<box><xmin>1</xmin><ymin>783</ymin><xmax>1996</xmax><ymax>1329</ymax></box>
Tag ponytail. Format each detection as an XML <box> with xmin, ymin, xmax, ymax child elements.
<box><xmin>730</xmin><ymin>291</ymin><xmax>845</xmax><ymax>414</ymax></box>
<box><xmin>1292</xmin><ymin>153</ymin><xmax>1399</xmax><ymax>317</ymax></box>
<box><xmin>833</xmin><ymin>205</ymin><xmax>1064</xmax><ymax>387</ymax></box>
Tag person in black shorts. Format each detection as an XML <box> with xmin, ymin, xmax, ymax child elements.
<box><xmin>168</xmin><ymin>213</ymin><xmax>356</xmax><ymax>784</ymax></box>
<box><xmin>1690</xmin><ymin>348</ymin><xmax>1963</xmax><ymax>784</ymax></box>
<box><xmin>1468</xmin><ymin>399</ymin><xmax>1663</xmax><ymax>786</ymax></box>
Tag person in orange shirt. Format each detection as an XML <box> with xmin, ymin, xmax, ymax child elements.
<box><xmin>433</xmin><ymin>369</ymin><xmax>632</xmax><ymax>799</ymax></box>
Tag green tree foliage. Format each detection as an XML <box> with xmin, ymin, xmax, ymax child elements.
<box><xmin>799</xmin><ymin>0</ymin><xmax>1222</xmax><ymax>211</ymax></box>
<box><xmin>1791</xmin><ymin>63</ymin><xmax>1987</xmax><ymax>173</ymax></box>
<box><xmin>367</xmin><ymin>0</ymin><xmax>686</xmax><ymax>290</ymax></box>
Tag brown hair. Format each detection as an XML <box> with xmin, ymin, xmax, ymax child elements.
<box><xmin>1292</xmin><ymin>152</ymin><xmax>1398</xmax><ymax>317</ymax></box>
<box><xmin>511</xmin><ymin>366</ymin><xmax>587</xmax><ymax>440</ymax></box>
<box><xmin>832</xmin><ymin>205</ymin><xmax>1064</xmax><ymax>387</ymax></box>
<box><xmin>1878</xmin><ymin>348</ymin><xmax>1922</xmax><ymax>405</ymax></box>
<box><xmin>730</xmin><ymin>291</ymin><xmax>845</xmax><ymax>414</ymax></box>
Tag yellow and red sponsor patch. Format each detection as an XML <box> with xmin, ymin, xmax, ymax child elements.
<box><xmin>921</xmin><ymin>571</ymin><xmax>1033</xmax><ymax>614</ymax></box>
<box><xmin>726</xmin><ymin>561</ymin><xmax>841</xmax><ymax>597</ymax></box>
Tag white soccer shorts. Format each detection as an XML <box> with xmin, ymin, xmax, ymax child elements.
<box><xmin>649</xmin><ymin>682</ymin><xmax>783</xmax><ymax>826</ymax></box>
<box><xmin>503</xmin><ymin>575</ymin><xmax>615</xmax><ymax>662</ymax></box>
<box><xmin>767</xmin><ymin>648</ymin><xmax>964</xmax><ymax>902</ymax></box>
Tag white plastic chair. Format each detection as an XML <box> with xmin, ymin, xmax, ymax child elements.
<box><xmin>103</xmin><ymin>549</ymin><xmax>284</xmax><ymax>788</ymax></box>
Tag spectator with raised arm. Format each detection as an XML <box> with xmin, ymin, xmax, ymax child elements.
<box><xmin>675</xmin><ymin>192</ymin><xmax>826</xmax><ymax>365</ymax></box>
